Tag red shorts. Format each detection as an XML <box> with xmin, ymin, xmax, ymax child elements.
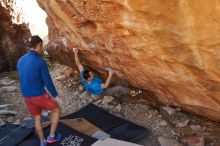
<box><xmin>24</xmin><ymin>93</ymin><xmax>59</xmax><ymax>116</ymax></box>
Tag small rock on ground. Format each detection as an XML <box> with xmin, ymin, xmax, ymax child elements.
<box><xmin>181</xmin><ymin>136</ymin><xmax>205</xmax><ymax>146</ymax></box>
<box><xmin>158</xmin><ymin>137</ymin><xmax>183</xmax><ymax>146</ymax></box>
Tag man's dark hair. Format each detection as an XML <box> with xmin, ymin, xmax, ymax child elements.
<box><xmin>29</xmin><ymin>35</ymin><xmax>43</xmax><ymax>49</ymax></box>
<box><xmin>83</xmin><ymin>69</ymin><xmax>91</xmax><ymax>80</ymax></box>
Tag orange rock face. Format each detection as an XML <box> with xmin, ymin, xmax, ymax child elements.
<box><xmin>37</xmin><ymin>0</ymin><xmax>220</xmax><ymax>121</ymax></box>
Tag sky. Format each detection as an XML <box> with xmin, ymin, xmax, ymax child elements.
<box><xmin>13</xmin><ymin>0</ymin><xmax>48</xmax><ymax>38</ymax></box>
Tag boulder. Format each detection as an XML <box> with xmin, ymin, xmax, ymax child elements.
<box><xmin>37</xmin><ymin>0</ymin><xmax>220</xmax><ymax>121</ymax></box>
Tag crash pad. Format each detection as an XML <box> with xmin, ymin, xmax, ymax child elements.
<box><xmin>0</xmin><ymin>124</ymin><xmax>33</xmax><ymax>146</ymax></box>
<box><xmin>62</xmin><ymin>103</ymin><xmax>149</xmax><ymax>142</ymax></box>
<box><xmin>91</xmin><ymin>138</ymin><xmax>143</xmax><ymax>146</ymax></box>
<box><xmin>18</xmin><ymin>122</ymin><xmax>97</xmax><ymax>146</ymax></box>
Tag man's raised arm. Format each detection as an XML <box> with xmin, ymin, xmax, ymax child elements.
<box><xmin>73</xmin><ymin>48</ymin><xmax>84</xmax><ymax>72</ymax></box>
<box><xmin>101</xmin><ymin>68</ymin><xmax>114</xmax><ymax>89</ymax></box>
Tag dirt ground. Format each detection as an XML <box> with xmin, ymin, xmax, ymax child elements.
<box><xmin>0</xmin><ymin>63</ymin><xmax>220</xmax><ymax>146</ymax></box>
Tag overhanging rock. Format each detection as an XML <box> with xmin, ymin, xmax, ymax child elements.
<box><xmin>37</xmin><ymin>0</ymin><xmax>220</xmax><ymax>121</ymax></box>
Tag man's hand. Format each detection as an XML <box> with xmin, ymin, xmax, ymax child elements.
<box><xmin>101</xmin><ymin>67</ymin><xmax>114</xmax><ymax>89</ymax></box>
<box><xmin>109</xmin><ymin>69</ymin><xmax>114</xmax><ymax>75</ymax></box>
<box><xmin>54</xmin><ymin>96</ymin><xmax>63</xmax><ymax>106</ymax></box>
<box><xmin>73</xmin><ymin>47</ymin><xmax>84</xmax><ymax>71</ymax></box>
<box><xmin>73</xmin><ymin>48</ymin><xmax>79</xmax><ymax>54</ymax></box>
<box><xmin>106</xmin><ymin>67</ymin><xmax>114</xmax><ymax>75</ymax></box>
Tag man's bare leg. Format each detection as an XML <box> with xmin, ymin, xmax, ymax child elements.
<box><xmin>49</xmin><ymin>107</ymin><xmax>61</xmax><ymax>136</ymax></box>
<box><xmin>35</xmin><ymin>115</ymin><xmax>45</xmax><ymax>141</ymax></box>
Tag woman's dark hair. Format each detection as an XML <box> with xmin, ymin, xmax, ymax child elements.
<box><xmin>29</xmin><ymin>35</ymin><xmax>43</xmax><ymax>49</ymax></box>
<box><xmin>83</xmin><ymin>69</ymin><xmax>91</xmax><ymax>80</ymax></box>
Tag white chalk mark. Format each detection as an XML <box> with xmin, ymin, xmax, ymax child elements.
<box><xmin>51</xmin><ymin>43</ymin><xmax>58</xmax><ymax>49</ymax></box>
<box><xmin>88</xmin><ymin>43</ymin><xmax>96</xmax><ymax>49</ymax></box>
<box><xmin>59</xmin><ymin>36</ymin><xmax>68</xmax><ymax>48</ymax></box>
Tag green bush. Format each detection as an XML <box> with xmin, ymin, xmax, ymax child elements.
<box><xmin>39</xmin><ymin>45</ymin><xmax>52</xmax><ymax>68</ymax></box>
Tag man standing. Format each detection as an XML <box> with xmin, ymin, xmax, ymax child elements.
<box><xmin>17</xmin><ymin>36</ymin><xmax>62</xmax><ymax>146</ymax></box>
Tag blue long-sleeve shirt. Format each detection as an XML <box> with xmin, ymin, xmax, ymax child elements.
<box><xmin>17</xmin><ymin>50</ymin><xmax>58</xmax><ymax>98</ymax></box>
